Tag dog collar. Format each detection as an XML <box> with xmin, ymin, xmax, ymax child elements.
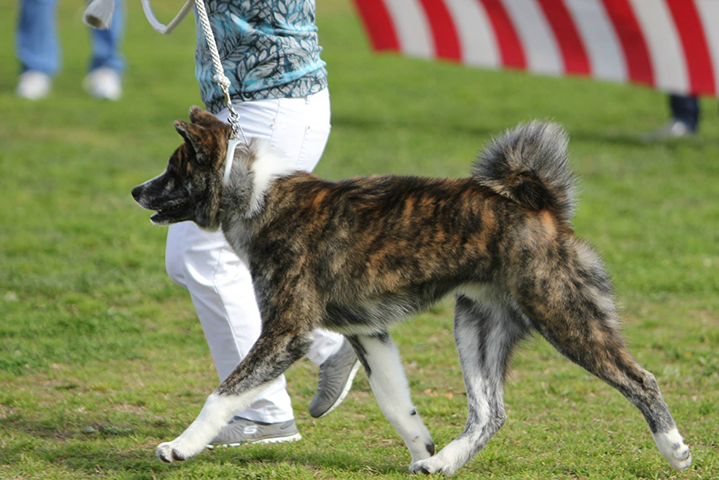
<box><xmin>223</xmin><ymin>137</ymin><xmax>243</xmax><ymax>184</ymax></box>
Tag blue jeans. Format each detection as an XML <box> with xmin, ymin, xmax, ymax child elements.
<box><xmin>16</xmin><ymin>0</ymin><xmax>125</xmax><ymax>76</ymax></box>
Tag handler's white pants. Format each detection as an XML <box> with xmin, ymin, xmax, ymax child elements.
<box><xmin>166</xmin><ymin>89</ymin><xmax>342</xmax><ymax>423</ymax></box>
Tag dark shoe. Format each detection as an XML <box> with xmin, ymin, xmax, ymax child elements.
<box><xmin>309</xmin><ymin>339</ymin><xmax>361</xmax><ymax>418</ymax></box>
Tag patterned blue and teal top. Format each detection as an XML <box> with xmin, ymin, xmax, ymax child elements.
<box><xmin>194</xmin><ymin>0</ymin><xmax>328</xmax><ymax>114</ymax></box>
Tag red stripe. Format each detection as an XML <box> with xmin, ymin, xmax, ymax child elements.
<box><xmin>351</xmin><ymin>0</ymin><xmax>400</xmax><ymax>51</ymax></box>
<box><xmin>666</xmin><ymin>0</ymin><xmax>716</xmax><ymax>95</ymax></box>
<box><xmin>478</xmin><ymin>0</ymin><xmax>526</xmax><ymax>69</ymax></box>
<box><xmin>418</xmin><ymin>0</ymin><xmax>462</xmax><ymax>60</ymax></box>
<box><xmin>600</xmin><ymin>0</ymin><xmax>653</xmax><ymax>86</ymax></box>
<box><xmin>536</xmin><ymin>0</ymin><xmax>590</xmax><ymax>75</ymax></box>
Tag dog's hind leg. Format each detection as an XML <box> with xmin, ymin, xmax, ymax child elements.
<box><xmin>347</xmin><ymin>333</ymin><xmax>435</xmax><ymax>465</ymax></box>
<box><xmin>511</xmin><ymin>239</ymin><xmax>691</xmax><ymax>470</ymax></box>
<box><xmin>410</xmin><ymin>292</ymin><xmax>527</xmax><ymax>476</ymax></box>
<box><xmin>155</xmin><ymin>306</ymin><xmax>315</xmax><ymax>463</ymax></box>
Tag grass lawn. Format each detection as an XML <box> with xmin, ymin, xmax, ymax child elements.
<box><xmin>1</xmin><ymin>0</ymin><xmax>718</xmax><ymax>478</ymax></box>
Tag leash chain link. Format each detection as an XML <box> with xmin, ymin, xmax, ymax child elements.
<box><xmin>222</xmin><ymin>86</ymin><xmax>244</xmax><ymax>141</ymax></box>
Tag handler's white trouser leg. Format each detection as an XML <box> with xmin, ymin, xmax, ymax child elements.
<box><xmin>165</xmin><ymin>89</ymin><xmax>342</xmax><ymax>423</ymax></box>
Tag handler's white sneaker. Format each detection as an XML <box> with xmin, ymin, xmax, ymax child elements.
<box><xmin>83</xmin><ymin>68</ymin><xmax>122</xmax><ymax>101</ymax></box>
<box><xmin>16</xmin><ymin>71</ymin><xmax>52</xmax><ymax>100</ymax></box>
<box><xmin>207</xmin><ymin>417</ymin><xmax>301</xmax><ymax>448</ymax></box>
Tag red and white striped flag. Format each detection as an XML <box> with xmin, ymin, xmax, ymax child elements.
<box><xmin>351</xmin><ymin>0</ymin><xmax>719</xmax><ymax>96</ymax></box>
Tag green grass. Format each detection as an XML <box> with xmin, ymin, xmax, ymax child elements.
<box><xmin>1</xmin><ymin>0</ymin><xmax>718</xmax><ymax>478</ymax></box>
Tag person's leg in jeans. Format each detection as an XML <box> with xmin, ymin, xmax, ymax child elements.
<box><xmin>88</xmin><ymin>0</ymin><xmax>125</xmax><ymax>74</ymax></box>
<box><xmin>16</xmin><ymin>0</ymin><xmax>60</xmax><ymax>75</ymax></box>
<box><xmin>15</xmin><ymin>0</ymin><xmax>58</xmax><ymax>99</ymax></box>
<box><xmin>669</xmin><ymin>94</ymin><xmax>699</xmax><ymax>133</ymax></box>
<box><xmin>165</xmin><ymin>90</ymin><xmax>346</xmax><ymax>429</ymax></box>
<box><xmin>84</xmin><ymin>0</ymin><xmax>124</xmax><ymax>100</ymax></box>
<box><xmin>648</xmin><ymin>94</ymin><xmax>699</xmax><ymax>139</ymax></box>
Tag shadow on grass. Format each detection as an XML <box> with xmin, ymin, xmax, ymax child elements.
<box><xmin>1</xmin><ymin>417</ymin><xmax>137</xmax><ymax>440</ymax></box>
<box><xmin>225</xmin><ymin>448</ymin><xmax>410</xmax><ymax>476</ymax></box>
<box><xmin>331</xmin><ymin>114</ymin><xmax>496</xmax><ymax>140</ymax></box>
<box><xmin>334</xmin><ymin>113</ymin><xmax>717</xmax><ymax>150</ymax></box>
<box><xmin>570</xmin><ymin>129</ymin><xmax>717</xmax><ymax>149</ymax></box>
<box><xmin>2</xmin><ymin>421</ymin><xmax>410</xmax><ymax>478</ymax></box>
<box><xmin>54</xmin><ymin>449</ymin><xmax>407</xmax><ymax>478</ymax></box>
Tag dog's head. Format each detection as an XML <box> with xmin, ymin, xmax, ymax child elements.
<box><xmin>132</xmin><ymin>107</ymin><xmax>231</xmax><ymax>230</ymax></box>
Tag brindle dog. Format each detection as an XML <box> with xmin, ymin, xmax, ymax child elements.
<box><xmin>132</xmin><ymin>107</ymin><xmax>691</xmax><ymax>476</ymax></box>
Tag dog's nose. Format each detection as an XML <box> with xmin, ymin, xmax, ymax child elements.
<box><xmin>131</xmin><ymin>185</ymin><xmax>143</xmax><ymax>201</ymax></box>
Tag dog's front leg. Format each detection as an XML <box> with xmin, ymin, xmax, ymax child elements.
<box><xmin>347</xmin><ymin>333</ymin><xmax>435</xmax><ymax>465</ymax></box>
<box><xmin>156</xmin><ymin>320</ymin><xmax>314</xmax><ymax>463</ymax></box>
<box><xmin>155</xmin><ymin>378</ymin><xmax>283</xmax><ymax>463</ymax></box>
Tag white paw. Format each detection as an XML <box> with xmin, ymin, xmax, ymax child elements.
<box><xmin>409</xmin><ymin>454</ymin><xmax>459</xmax><ymax>477</ymax></box>
<box><xmin>653</xmin><ymin>428</ymin><xmax>692</xmax><ymax>470</ymax></box>
<box><xmin>663</xmin><ymin>442</ymin><xmax>691</xmax><ymax>471</ymax></box>
<box><xmin>409</xmin><ymin>437</ymin><xmax>435</xmax><ymax>463</ymax></box>
<box><xmin>156</xmin><ymin>442</ymin><xmax>184</xmax><ymax>464</ymax></box>
<box><xmin>156</xmin><ymin>438</ymin><xmax>203</xmax><ymax>464</ymax></box>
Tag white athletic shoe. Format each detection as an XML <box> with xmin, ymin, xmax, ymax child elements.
<box><xmin>16</xmin><ymin>71</ymin><xmax>52</xmax><ymax>100</ymax></box>
<box><xmin>644</xmin><ymin>119</ymin><xmax>695</xmax><ymax>141</ymax></box>
<box><xmin>83</xmin><ymin>68</ymin><xmax>122</xmax><ymax>101</ymax></box>
<box><xmin>207</xmin><ymin>417</ymin><xmax>301</xmax><ymax>448</ymax></box>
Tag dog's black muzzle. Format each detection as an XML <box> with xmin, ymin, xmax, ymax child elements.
<box><xmin>131</xmin><ymin>177</ymin><xmax>193</xmax><ymax>225</ymax></box>
<box><xmin>131</xmin><ymin>184</ymin><xmax>144</xmax><ymax>202</ymax></box>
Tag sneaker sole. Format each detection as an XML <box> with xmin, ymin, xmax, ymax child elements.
<box><xmin>206</xmin><ymin>432</ymin><xmax>302</xmax><ymax>449</ymax></box>
<box><xmin>314</xmin><ymin>360</ymin><xmax>361</xmax><ymax>419</ymax></box>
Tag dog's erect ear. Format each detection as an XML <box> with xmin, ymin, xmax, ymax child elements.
<box><xmin>188</xmin><ymin>106</ymin><xmax>224</xmax><ymax>128</ymax></box>
<box><xmin>174</xmin><ymin>120</ymin><xmax>210</xmax><ymax>164</ymax></box>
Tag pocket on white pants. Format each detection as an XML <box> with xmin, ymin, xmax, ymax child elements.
<box><xmin>269</xmin><ymin>91</ymin><xmax>331</xmax><ymax>173</ymax></box>
<box><xmin>296</xmin><ymin>123</ymin><xmax>331</xmax><ymax>173</ymax></box>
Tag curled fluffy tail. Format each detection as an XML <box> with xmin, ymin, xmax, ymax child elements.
<box><xmin>473</xmin><ymin>122</ymin><xmax>576</xmax><ymax>222</ymax></box>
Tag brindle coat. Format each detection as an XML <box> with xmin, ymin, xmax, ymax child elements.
<box><xmin>132</xmin><ymin>107</ymin><xmax>691</xmax><ymax>476</ymax></box>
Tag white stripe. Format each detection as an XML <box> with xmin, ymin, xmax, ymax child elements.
<box><xmin>695</xmin><ymin>0</ymin><xmax>719</xmax><ymax>94</ymax></box>
<box><xmin>383</xmin><ymin>0</ymin><xmax>434</xmax><ymax>58</ymax></box>
<box><xmin>564</xmin><ymin>0</ymin><xmax>626</xmax><ymax>82</ymax></box>
<box><xmin>628</xmin><ymin>0</ymin><xmax>688</xmax><ymax>93</ymax></box>
<box><xmin>247</xmin><ymin>140</ymin><xmax>296</xmax><ymax>217</ymax></box>
<box><xmin>500</xmin><ymin>0</ymin><xmax>562</xmax><ymax>75</ymax></box>
<box><xmin>443</xmin><ymin>0</ymin><xmax>500</xmax><ymax>68</ymax></box>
